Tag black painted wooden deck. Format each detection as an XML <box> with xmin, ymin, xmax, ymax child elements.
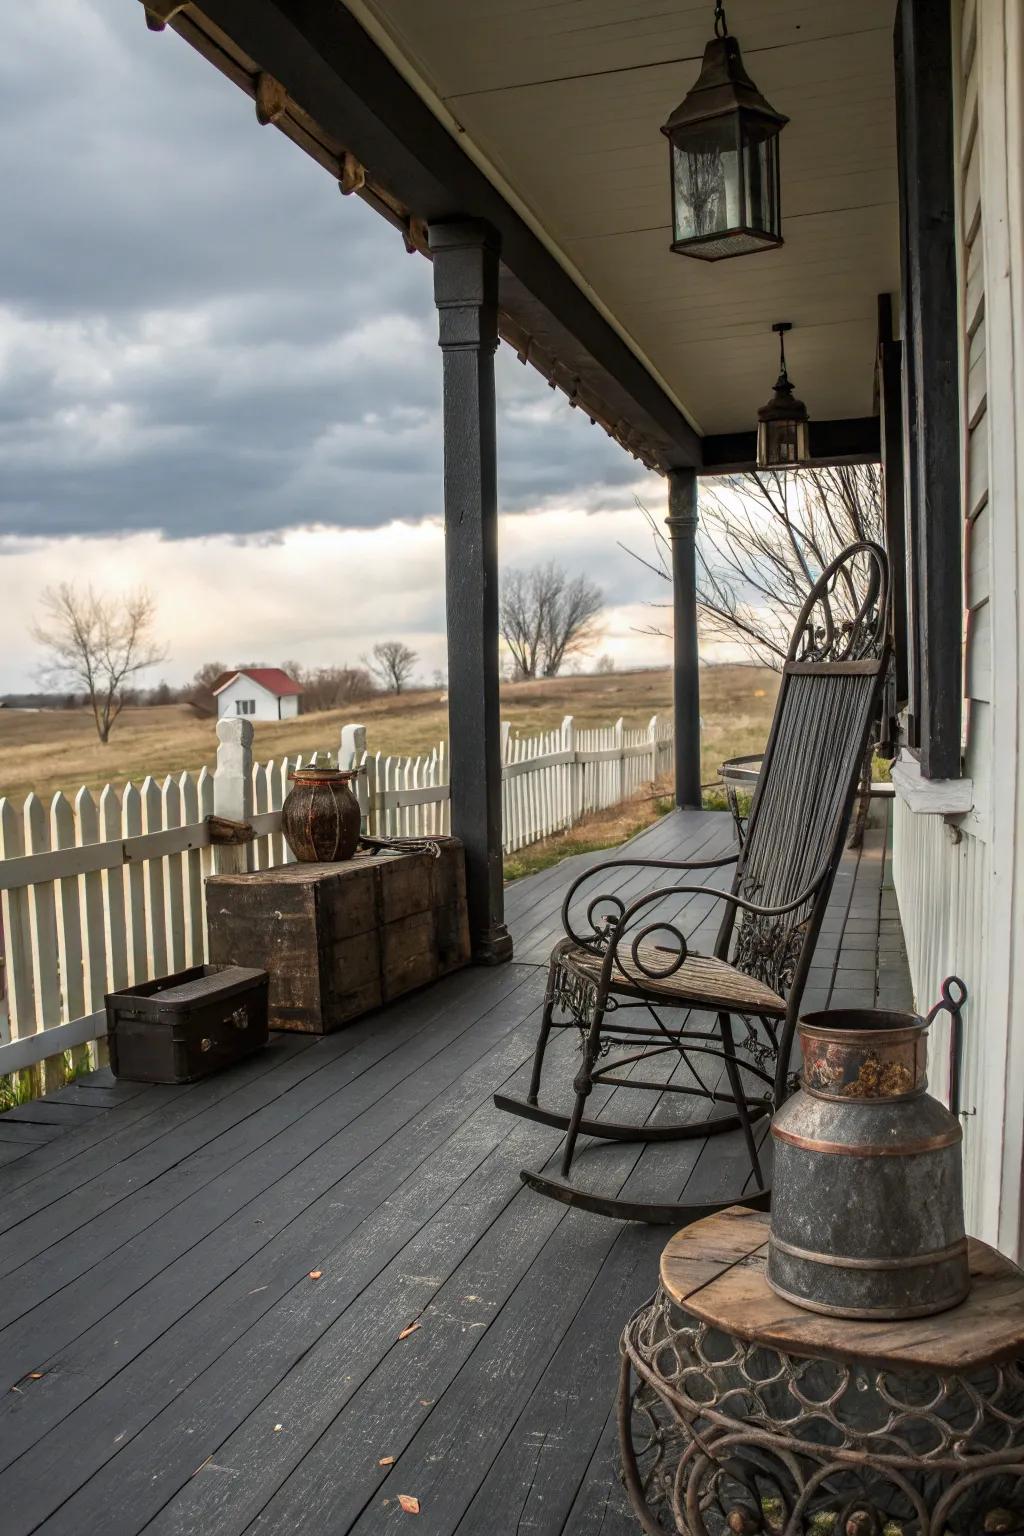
<box><xmin>0</xmin><ymin>806</ymin><xmax>909</xmax><ymax>1536</ymax></box>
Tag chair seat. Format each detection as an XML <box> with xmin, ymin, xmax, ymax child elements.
<box><xmin>559</xmin><ymin>940</ymin><xmax>787</xmax><ymax>1017</ymax></box>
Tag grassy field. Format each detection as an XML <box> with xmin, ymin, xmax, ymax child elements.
<box><xmin>0</xmin><ymin>665</ymin><xmax>779</xmax><ymax>807</ymax></box>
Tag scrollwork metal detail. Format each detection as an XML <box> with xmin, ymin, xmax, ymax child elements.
<box><xmin>731</xmin><ymin>914</ymin><xmax>807</xmax><ymax>997</ymax></box>
<box><xmin>788</xmin><ymin>543</ymin><xmax>889</xmax><ymax>666</ymax></box>
<box><xmin>619</xmin><ymin>1287</ymin><xmax>1024</xmax><ymax>1536</ymax></box>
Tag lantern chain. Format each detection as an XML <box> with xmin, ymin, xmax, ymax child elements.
<box><xmin>713</xmin><ymin>1</ymin><xmax>728</xmax><ymax>38</ymax></box>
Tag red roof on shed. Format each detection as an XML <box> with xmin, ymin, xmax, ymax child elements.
<box><xmin>212</xmin><ymin>668</ymin><xmax>303</xmax><ymax>698</ymax></box>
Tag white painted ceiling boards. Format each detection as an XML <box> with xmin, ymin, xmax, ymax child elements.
<box><xmin>348</xmin><ymin>0</ymin><xmax>899</xmax><ymax>438</ymax></box>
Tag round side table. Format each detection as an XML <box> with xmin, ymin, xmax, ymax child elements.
<box><xmin>618</xmin><ymin>1207</ymin><xmax>1024</xmax><ymax>1536</ymax></box>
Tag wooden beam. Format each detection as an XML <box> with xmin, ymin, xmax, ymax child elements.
<box><xmin>700</xmin><ymin>417</ymin><xmax>881</xmax><ymax>476</ymax></box>
<box><xmin>666</xmin><ymin>471</ymin><xmax>702</xmax><ymax>810</ymax></box>
<box><xmin>429</xmin><ymin>220</ymin><xmax>511</xmax><ymax>965</ymax></box>
<box><xmin>160</xmin><ymin>0</ymin><xmax>701</xmax><ymax>470</ymax></box>
<box><xmin>894</xmin><ymin>0</ymin><xmax>962</xmax><ymax>779</ymax></box>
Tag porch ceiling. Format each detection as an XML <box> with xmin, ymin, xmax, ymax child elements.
<box><xmin>347</xmin><ymin>0</ymin><xmax>900</xmax><ymax>438</ymax></box>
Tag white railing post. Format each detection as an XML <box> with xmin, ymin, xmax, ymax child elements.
<box><xmin>339</xmin><ymin>722</ymin><xmax>367</xmax><ymax>770</ymax></box>
<box><xmin>213</xmin><ymin>716</ymin><xmax>254</xmax><ymax>876</ymax></box>
<box><xmin>648</xmin><ymin>714</ymin><xmax>659</xmax><ymax>783</ymax></box>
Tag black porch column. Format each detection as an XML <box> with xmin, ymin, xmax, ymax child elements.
<box><xmin>429</xmin><ymin>219</ymin><xmax>512</xmax><ymax>965</ymax></box>
<box><xmin>666</xmin><ymin>469</ymin><xmax>702</xmax><ymax>810</ymax></box>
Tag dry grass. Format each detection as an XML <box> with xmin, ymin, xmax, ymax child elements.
<box><xmin>0</xmin><ymin>665</ymin><xmax>779</xmax><ymax>808</ymax></box>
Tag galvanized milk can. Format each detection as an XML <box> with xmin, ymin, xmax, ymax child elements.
<box><xmin>768</xmin><ymin>978</ymin><xmax>968</xmax><ymax>1320</ymax></box>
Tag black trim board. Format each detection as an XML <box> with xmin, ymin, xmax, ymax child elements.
<box><xmin>168</xmin><ymin>0</ymin><xmax>702</xmax><ymax>470</ymax></box>
<box><xmin>894</xmin><ymin>0</ymin><xmax>962</xmax><ymax>779</ymax></box>
<box><xmin>699</xmin><ymin>417</ymin><xmax>881</xmax><ymax>476</ymax></box>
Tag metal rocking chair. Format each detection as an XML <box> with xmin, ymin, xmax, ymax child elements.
<box><xmin>495</xmin><ymin>542</ymin><xmax>890</xmax><ymax>1224</ymax></box>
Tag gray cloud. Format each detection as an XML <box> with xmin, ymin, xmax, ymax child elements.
<box><xmin>0</xmin><ymin>1</ymin><xmax>634</xmax><ymax>541</ymax></box>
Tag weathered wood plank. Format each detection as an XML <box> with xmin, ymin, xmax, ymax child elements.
<box><xmin>661</xmin><ymin>1208</ymin><xmax>1024</xmax><ymax>1372</ymax></box>
<box><xmin>0</xmin><ymin>810</ymin><xmax>908</xmax><ymax>1536</ymax></box>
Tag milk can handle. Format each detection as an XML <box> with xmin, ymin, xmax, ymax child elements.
<box><xmin>925</xmin><ymin>976</ymin><xmax>968</xmax><ymax>1117</ymax></box>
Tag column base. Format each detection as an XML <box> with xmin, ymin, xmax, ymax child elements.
<box><xmin>471</xmin><ymin>925</ymin><xmax>514</xmax><ymax>966</ymax></box>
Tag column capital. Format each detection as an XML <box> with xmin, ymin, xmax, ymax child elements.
<box><xmin>429</xmin><ymin>219</ymin><xmax>500</xmax><ymax>352</ymax></box>
<box><xmin>666</xmin><ymin>465</ymin><xmax>699</xmax><ymax>535</ymax></box>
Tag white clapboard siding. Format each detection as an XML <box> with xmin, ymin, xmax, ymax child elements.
<box><xmin>959</xmin><ymin>0</ymin><xmax>991</xmax><ymax>806</ymax></box>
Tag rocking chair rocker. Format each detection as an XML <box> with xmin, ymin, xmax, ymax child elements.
<box><xmin>495</xmin><ymin>542</ymin><xmax>890</xmax><ymax>1224</ymax></box>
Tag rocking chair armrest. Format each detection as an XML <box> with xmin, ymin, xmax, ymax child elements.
<box><xmin>595</xmin><ymin>868</ymin><xmax>831</xmax><ymax>983</ymax></box>
<box><xmin>618</xmin><ymin>869</ymin><xmax>829</xmax><ymax>932</ymax></box>
<box><xmin>559</xmin><ymin>851</ymin><xmax>740</xmax><ymax>952</ymax></box>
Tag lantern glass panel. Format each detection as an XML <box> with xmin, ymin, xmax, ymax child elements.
<box><xmin>743</xmin><ymin>130</ymin><xmax>779</xmax><ymax>238</ymax></box>
<box><xmin>757</xmin><ymin>417</ymin><xmax>810</xmax><ymax>470</ymax></box>
<box><xmin>670</xmin><ymin>122</ymin><xmax>741</xmax><ymax>245</ymax></box>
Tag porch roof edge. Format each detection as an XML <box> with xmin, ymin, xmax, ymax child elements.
<box><xmin>152</xmin><ymin>0</ymin><xmax>703</xmax><ymax>472</ymax></box>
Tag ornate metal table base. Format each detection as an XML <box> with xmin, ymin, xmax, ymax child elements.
<box><xmin>618</xmin><ymin>1214</ymin><xmax>1024</xmax><ymax>1536</ymax></box>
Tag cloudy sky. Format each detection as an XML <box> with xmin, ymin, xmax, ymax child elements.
<box><xmin>0</xmin><ymin>0</ymin><xmax>683</xmax><ymax>694</ymax></box>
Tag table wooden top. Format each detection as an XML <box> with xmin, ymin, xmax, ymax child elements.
<box><xmin>661</xmin><ymin>1207</ymin><xmax>1024</xmax><ymax>1372</ymax></box>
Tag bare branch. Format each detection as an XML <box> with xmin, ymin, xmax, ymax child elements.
<box><xmin>624</xmin><ymin>464</ymin><xmax>883</xmax><ymax>672</ymax></box>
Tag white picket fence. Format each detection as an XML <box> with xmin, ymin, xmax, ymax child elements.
<box><xmin>0</xmin><ymin>713</ymin><xmax>674</xmax><ymax>1077</ymax></box>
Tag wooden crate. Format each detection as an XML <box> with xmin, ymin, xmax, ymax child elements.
<box><xmin>205</xmin><ymin>839</ymin><xmax>469</xmax><ymax>1033</ymax></box>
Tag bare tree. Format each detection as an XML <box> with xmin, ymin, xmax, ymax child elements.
<box><xmin>499</xmin><ymin>561</ymin><xmax>604</xmax><ymax>679</ymax></box>
<box><xmin>33</xmin><ymin>583</ymin><xmax>168</xmax><ymax>742</ymax></box>
<box><xmin>499</xmin><ymin>566</ymin><xmax>550</xmax><ymax>681</ymax></box>
<box><xmin>185</xmin><ymin>659</ymin><xmax>229</xmax><ymax>715</ymax></box>
<box><xmin>296</xmin><ymin>665</ymin><xmax>377</xmax><ymax>712</ymax></box>
<box><xmin>623</xmin><ymin>465</ymin><xmax>884</xmax><ymax>671</ymax></box>
<box><xmin>368</xmin><ymin>640</ymin><xmax>418</xmax><ymax>694</ymax></box>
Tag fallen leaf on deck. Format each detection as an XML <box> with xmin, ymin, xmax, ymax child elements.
<box><xmin>308</xmin><ymin>1270</ymin><xmax>322</xmax><ymax>1280</ymax></box>
<box><xmin>419</xmin><ymin>1399</ymin><xmax>433</xmax><ymax>1406</ymax></box>
<box><xmin>273</xmin><ymin>1424</ymin><xmax>284</xmax><ymax>1432</ymax></box>
<box><xmin>397</xmin><ymin>1323</ymin><xmax>421</xmax><ymax>1340</ymax></box>
<box><xmin>398</xmin><ymin>1495</ymin><xmax>421</xmax><ymax>1515</ymax></box>
<box><xmin>379</xmin><ymin>1456</ymin><xmax>395</xmax><ymax>1466</ymax></box>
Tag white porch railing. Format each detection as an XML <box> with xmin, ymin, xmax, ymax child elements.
<box><xmin>0</xmin><ymin>712</ymin><xmax>674</xmax><ymax>1078</ymax></box>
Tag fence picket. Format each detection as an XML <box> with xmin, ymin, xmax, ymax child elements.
<box><xmin>75</xmin><ymin>787</ymin><xmax>108</xmax><ymax>1028</ymax></box>
<box><xmin>122</xmin><ymin>783</ymin><xmax>147</xmax><ymax>986</ymax></box>
<box><xmin>23</xmin><ymin>796</ymin><xmax>62</xmax><ymax>1090</ymax></box>
<box><xmin>180</xmin><ymin>772</ymin><xmax>205</xmax><ymax>967</ymax></box>
<box><xmin>161</xmin><ymin>776</ymin><xmax>187</xmax><ymax>974</ymax></box>
<box><xmin>141</xmin><ymin>777</ymin><xmax>168</xmax><ymax>979</ymax></box>
<box><xmin>51</xmin><ymin>794</ymin><xmax>85</xmax><ymax>1035</ymax></box>
<box><xmin>252</xmin><ymin>759</ymin><xmax>271</xmax><ymax>871</ymax></box>
<box><xmin>0</xmin><ymin>800</ymin><xmax>36</xmax><ymax>1074</ymax></box>
<box><xmin>100</xmin><ymin>784</ymin><xmax>129</xmax><ymax>994</ymax></box>
<box><xmin>198</xmin><ymin>766</ymin><xmax>214</xmax><ymax>948</ymax></box>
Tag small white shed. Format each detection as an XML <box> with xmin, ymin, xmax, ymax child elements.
<box><xmin>213</xmin><ymin>668</ymin><xmax>303</xmax><ymax>722</ymax></box>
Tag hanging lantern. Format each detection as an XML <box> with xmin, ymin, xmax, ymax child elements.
<box><xmin>661</xmin><ymin>1</ymin><xmax>788</xmax><ymax>261</ymax></box>
<box><xmin>756</xmin><ymin>323</ymin><xmax>810</xmax><ymax>468</ymax></box>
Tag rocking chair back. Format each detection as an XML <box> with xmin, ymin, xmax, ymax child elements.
<box><xmin>496</xmin><ymin>540</ymin><xmax>892</xmax><ymax>1225</ymax></box>
<box><xmin>722</xmin><ymin>541</ymin><xmax>890</xmax><ymax>1000</ymax></box>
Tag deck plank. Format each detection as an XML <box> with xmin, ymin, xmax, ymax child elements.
<box><xmin>0</xmin><ymin>807</ymin><xmax>912</xmax><ymax>1536</ymax></box>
